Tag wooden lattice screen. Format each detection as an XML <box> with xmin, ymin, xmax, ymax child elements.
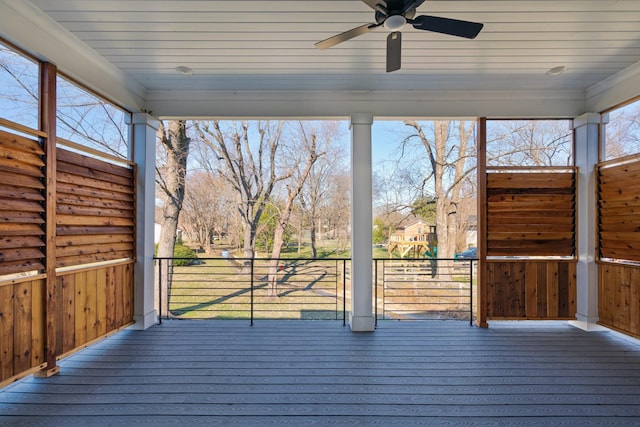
<box><xmin>597</xmin><ymin>156</ymin><xmax>640</xmax><ymax>338</ymax></box>
<box><xmin>487</xmin><ymin>170</ymin><xmax>575</xmax><ymax>257</ymax></box>
<box><xmin>598</xmin><ymin>157</ymin><xmax>640</xmax><ymax>261</ymax></box>
<box><xmin>0</xmin><ymin>129</ymin><xmax>46</xmax><ymax>276</ymax></box>
<box><xmin>485</xmin><ymin>169</ymin><xmax>577</xmax><ymax>320</ymax></box>
<box><xmin>0</xmin><ymin>128</ymin><xmax>135</xmax><ymax>386</ymax></box>
<box><xmin>56</xmin><ymin>148</ymin><xmax>135</xmax><ymax>268</ymax></box>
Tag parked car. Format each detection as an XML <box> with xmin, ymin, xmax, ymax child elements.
<box><xmin>455</xmin><ymin>247</ymin><xmax>477</xmax><ymax>260</ymax></box>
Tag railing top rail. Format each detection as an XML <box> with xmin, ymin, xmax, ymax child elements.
<box><xmin>0</xmin><ymin>117</ymin><xmax>47</xmax><ymax>138</ymax></box>
<box><xmin>57</xmin><ymin>137</ymin><xmax>136</xmax><ymax>167</ymax></box>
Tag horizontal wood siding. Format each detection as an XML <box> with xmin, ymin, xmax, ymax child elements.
<box><xmin>486</xmin><ymin>172</ymin><xmax>575</xmax><ymax>257</ymax></box>
<box><xmin>58</xmin><ymin>262</ymin><xmax>135</xmax><ymax>355</ymax></box>
<box><xmin>598</xmin><ymin>159</ymin><xmax>640</xmax><ymax>261</ymax></box>
<box><xmin>0</xmin><ymin>130</ymin><xmax>45</xmax><ymax>276</ymax></box>
<box><xmin>487</xmin><ymin>260</ymin><xmax>576</xmax><ymax>320</ymax></box>
<box><xmin>0</xmin><ymin>277</ymin><xmax>46</xmax><ymax>384</ymax></box>
<box><xmin>55</xmin><ymin>148</ymin><xmax>135</xmax><ymax>268</ymax></box>
<box><xmin>598</xmin><ymin>263</ymin><xmax>640</xmax><ymax>338</ymax></box>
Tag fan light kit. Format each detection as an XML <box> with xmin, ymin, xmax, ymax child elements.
<box><xmin>315</xmin><ymin>0</ymin><xmax>484</xmax><ymax>73</ymax></box>
<box><xmin>384</xmin><ymin>14</ymin><xmax>406</xmax><ymax>31</ymax></box>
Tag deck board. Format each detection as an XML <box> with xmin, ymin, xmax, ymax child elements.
<box><xmin>2</xmin><ymin>320</ymin><xmax>640</xmax><ymax>426</ymax></box>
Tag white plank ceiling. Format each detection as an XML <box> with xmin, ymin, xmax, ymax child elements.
<box><xmin>3</xmin><ymin>0</ymin><xmax>640</xmax><ymax>117</ymax></box>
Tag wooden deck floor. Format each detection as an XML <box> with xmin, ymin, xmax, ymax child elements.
<box><xmin>2</xmin><ymin>320</ymin><xmax>640</xmax><ymax>426</ymax></box>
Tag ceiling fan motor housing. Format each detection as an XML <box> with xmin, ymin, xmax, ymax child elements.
<box><xmin>375</xmin><ymin>7</ymin><xmax>416</xmax><ymax>25</ymax></box>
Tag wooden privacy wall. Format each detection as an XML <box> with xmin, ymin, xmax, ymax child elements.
<box><xmin>0</xmin><ymin>263</ymin><xmax>134</xmax><ymax>385</ymax></box>
<box><xmin>597</xmin><ymin>157</ymin><xmax>640</xmax><ymax>261</ymax></box>
<box><xmin>0</xmin><ymin>130</ymin><xmax>46</xmax><ymax>276</ymax></box>
<box><xmin>0</xmin><ymin>127</ymin><xmax>136</xmax><ymax>386</ymax></box>
<box><xmin>598</xmin><ymin>263</ymin><xmax>640</xmax><ymax>338</ymax></box>
<box><xmin>0</xmin><ymin>277</ymin><xmax>46</xmax><ymax>383</ymax></box>
<box><xmin>487</xmin><ymin>260</ymin><xmax>576</xmax><ymax>319</ymax></box>
<box><xmin>56</xmin><ymin>148</ymin><xmax>135</xmax><ymax>268</ymax></box>
<box><xmin>484</xmin><ymin>169</ymin><xmax>577</xmax><ymax>321</ymax></box>
<box><xmin>597</xmin><ymin>156</ymin><xmax>640</xmax><ymax>338</ymax></box>
<box><xmin>487</xmin><ymin>170</ymin><xmax>575</xmax><ymax>256</ymax></box>
<box><xmin>58</xmin><ymin>262</ymin><xmax>133</xmax><ymax>355</ymax></box>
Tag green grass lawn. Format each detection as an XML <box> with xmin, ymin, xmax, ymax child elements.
<box><xmin>164</xmin><ymin>242</ymin><xmax>474</xmax><ymax>321</ymax></box>
<box><xmin>167</xmin><ymin>256</ymin><xmax>346</xmax><ymax>320</ymax></box>
<box><xmin>207</xmin><ymin>239</ymin><xmax>414</xmax><ymax>260</ymax></box>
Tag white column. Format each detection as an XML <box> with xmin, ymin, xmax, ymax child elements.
<box><xmin>128</xmin><ymin>113</ymin><xmax>159</xmax><ymax>330</ymax></box>
<box><xmin>349</xmin><ymin>113</ymin><xmax>375</xmax><ymax>331</ymax></box>
<box><xmin>570</xmin><ymin>113</ymin><xmax>607</xmax><ymax>332</ymax></box>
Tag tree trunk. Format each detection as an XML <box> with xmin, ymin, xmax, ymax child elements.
<box><xmin>242</xmin><ymin>222</ymin><xmax>255</xmax><ymax>272</ymax></box>
<box><xmin>268</xmin><ymin>219</ymin><xmax>287</xmax><ymax>296</ymax></box>
<box><xmin>156</xmin><ymin>120</ymin><xmax>190</xmax><ymax>318</ymax></box>
<box><xmin>310</xmin><ymin>221</ymin><xmax>318</xmax><ymax>259</ymax></box>
<box><xmin>297</xmin><ymin>219</ymin><xmax>303</xmax><ymax>254</ymax></box>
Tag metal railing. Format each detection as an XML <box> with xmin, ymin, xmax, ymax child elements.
<box><xmin>374</xmin><ymin>258</ymin><xmax>476</xmax><ymax>325</ymax></box>
<box><xmin>155</xmin><ymin>256</ymin><xmax>476</xmax><ymax>325</ymax></box>
<box><xmin>155</xmin><ymin>257</ymin><xmax>349</xmax><ymax>325</ymax></box>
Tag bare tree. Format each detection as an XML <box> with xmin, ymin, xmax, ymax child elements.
<box><xmin>194</xmin><ymin>120</ymin><xmax>289</xmax><ymax>262</ymax></box>
<box><xmin>290</xmin><ymin>201</ymin><xmax>307</xmax><ymax>254</ymax></box>
<box><xmin>403</xmin><ymin>120</ymin><xmax>476</xmax><ymax>259</ymax></box>
<box><xmin>1</xmin><ymin>44</ymin><xmax>129</xmax><ymax>157</ymax></box>
<box><xmin>486</xmin><ymin>120</ymin><xmax>572</xmax><ymax>167</ymax></box>
<box><xmin>373</xmin><ymin>138</ymin><xmax>442</xmax><ymax>237</ymax></box>
<box><xmin>603</xmin><ymin>102</ymin><xmax>640</xmax><ymax>160</ymax></box>
<box><xmin>180</xmin><ymin>170</ymin><xmax>234</xmax><ymax>253</ymax></box>
<box><xmin>297</xmin><ymin>121</ymin><xmax>345</xmax><ymax>258</ymax></box>
<box><xmin>0</xmin><ymin>44</ymin><xmax>39</xmax><ymax>128</ymax></box>
<box><xmin>266</xmin><ymin>122</ymin><xmax>325</xmax><ymax>294</ymax></box>
<box><xmin>323</xmin><ymin>172</ymin><xmax>351</xmax><ymax>254</ymax></box>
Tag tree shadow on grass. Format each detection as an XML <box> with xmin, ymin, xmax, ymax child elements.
<box><xmin>170</xmin><ymin>265</ymin><xmax>339</xmax><ymax>318</ymax></box>
<box><xmin>169</xmin><ymin>281</ymin><xmax>268</xmax><ymax>317</ymax></box>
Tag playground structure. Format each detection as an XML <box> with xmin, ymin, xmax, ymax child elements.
<box><xmin>388</xmin><ymin>221</ymin><xmax>437</xmax><ymax>258</ymax></box>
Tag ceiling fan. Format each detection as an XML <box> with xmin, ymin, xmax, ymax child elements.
<box><xmin>314</xmin><ymin>0</ymin><xmax>484</xmax><ymax>73</ymax></box>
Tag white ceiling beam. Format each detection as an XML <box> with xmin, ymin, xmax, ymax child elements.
<box><xmin>146</xmin><ymin>89</ymin><xmax>585</xmax><ymax>119</ymax></box>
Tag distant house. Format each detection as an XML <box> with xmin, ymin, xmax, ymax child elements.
<box><xmin>388</xmin><ymin>219</ymin><xmax>436</xmax><ymax>258</ymax></box>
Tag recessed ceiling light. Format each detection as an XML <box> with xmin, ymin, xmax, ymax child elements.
<box><xmin>546</xmin><ymin>66</ymin><xmax>568</xmax><ymax>76</ymax></box>
<box><xmin>175</xmin><ymin>66</ymin><xmax>193</xmax><ymax>76</ymax></box>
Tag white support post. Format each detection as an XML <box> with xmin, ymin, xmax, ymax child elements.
<box><xmin>349</xmin><ymin>113</ymin><xmax>375</xmax><ymax>332</ymax></box>
<box><xmin>570</xmin><ymin>113</ymin><xmax>607</xmax><ymax>332</ymax></box>
<box><xmin>128</xmin><ymin>113</ymin><xmax>159</xmax><ymax>330</ymax></box>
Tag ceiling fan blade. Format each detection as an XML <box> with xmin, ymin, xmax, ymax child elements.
<box><xmin>411</xmin><ymin>15</ymin><xmax>483</xmax><ymax>39</ymax></box>
<box><xmin>386</xmin><ymin>31</ymin><xmax>402</xmax><ymax>73</ymax></box>
<box><xmin>361</xmin><ymin>0</ymin><xmax>387</xmax><ymax>11</ymax></box>
<box><xmin>315</xmin><ymin>23</ymin><xmax>379</xmax><ymax>49</ymax></box>
<box><xmin>401</xmin><ymin>0</ymin><xmax>426</xmax><ymax>13</ymax></box>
